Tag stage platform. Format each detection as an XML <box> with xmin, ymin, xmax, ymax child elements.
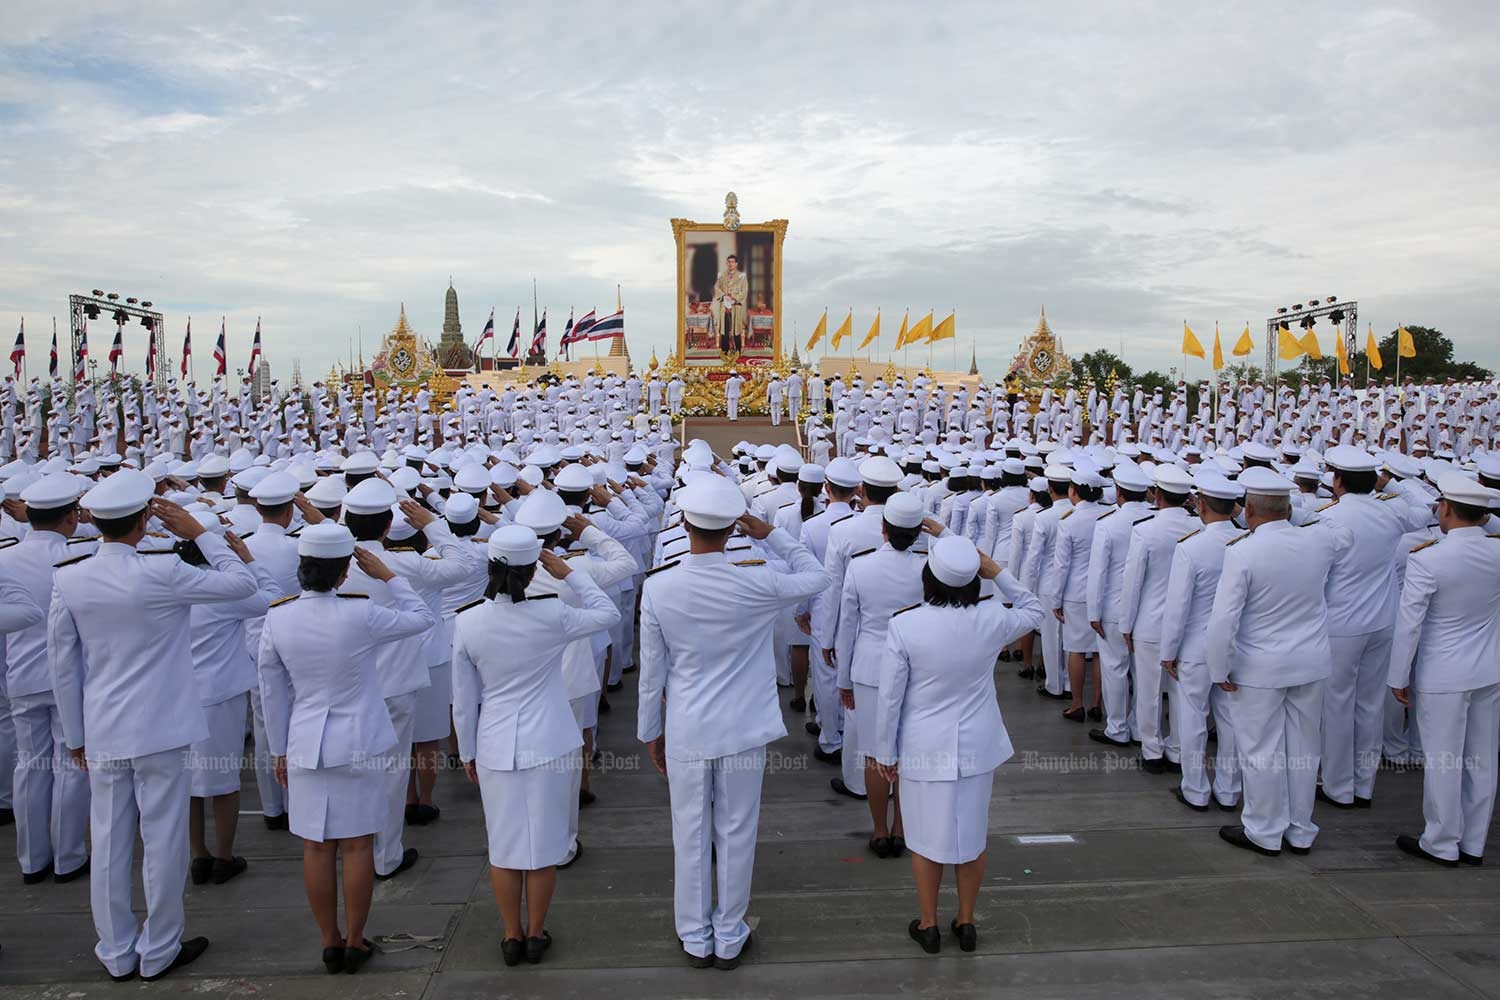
<box><xmin>1</xmin><ymin>663</ymin><xmax>1493</xmax><ymax>998</ymax></box>
<box><xmin>680</xmin><ymin>414</ymin><xmax>801</xmax><ymax>461</ymax></box>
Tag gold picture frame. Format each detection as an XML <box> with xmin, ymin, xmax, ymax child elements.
<box><xmin>671</xmin><ymin>215</ymin><xmax>788</xmax><ymax>366</ymax></box>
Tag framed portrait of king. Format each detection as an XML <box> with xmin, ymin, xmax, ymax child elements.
<box><xmin>672</xmin><ymin>215</ymin><xmax>787</xmax><ymax>368</ymax></box>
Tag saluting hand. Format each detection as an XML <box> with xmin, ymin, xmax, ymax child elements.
<box><xmin>736</xmin><ymin>513</ymin><xmax>773</xmax><ymax>540</ymax></box>
<box><xmin>538</xmin><ymin>548</ymin><xmax>571</xmax><ymax>579</ymax></box>
<box><xmin>353</xmin><ymin>545</ymin><xmax>395</xmax><ymax>581</ymax></box>
<box><xmin>150</xmin><ymin>497</ymin><xmax>205</xmax><ymax>540</ymax></box>
<box><xmin>292</xmin><ymin>493</ymin><xmax>326</xmax><ymax>524</ymax></box>
<box><xmin>399</xmin><ymin>498</ymin><xmax>436</xmax><ymax>530</ymax></box>
<box><xmin>225</xmin><ymin>531</ymin><xmax>254</xmax><ymax>563</ymax></box>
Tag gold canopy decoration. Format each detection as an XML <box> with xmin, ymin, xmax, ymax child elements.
<box><xmin>365</xmin><ymin>304</ymin><xmax>458</xmax><ymax>404</ymax></box>
<box><xmin>1008</xmin><ymin>306</ymin><xmax>1074</xmax><ymax>385</ymax></box>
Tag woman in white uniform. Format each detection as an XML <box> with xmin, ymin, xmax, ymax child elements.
<box><xmin>452</xmin><ymin>525</ymin><xmax>621</xmax><ymax>966</ymax></box>
<box><xmin>873</xmin><ymin>535</ymin><xmax>1042</xmax><ymax>954</ymax></box>
<box><xmin>772</xmin><ymin>464</ymin><xmax>825</xmax><ymax>712</ymax></box>
<box><xmin>257</xmin><ymin>523</ymin><xmax>435</xmax><ymax>975</ymax></box>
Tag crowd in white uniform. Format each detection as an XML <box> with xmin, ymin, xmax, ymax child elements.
<box><xmin>0</xmin><ymin>367</ymin><xmax>1497</xmax><ymax>976</ymax></box>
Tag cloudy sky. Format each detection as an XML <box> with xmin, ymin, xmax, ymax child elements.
<box><xmin>2</xmin><ymin>1</ymin><xmax>1497</xmax><ymax>386</ymax></box>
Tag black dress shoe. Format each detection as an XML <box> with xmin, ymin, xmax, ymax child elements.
<box><xmin>109</xmin><ymin>965</ymin><xmax>138</xmax><ymax>983</ymax></box>
<box><xmin>1353</xmin><ymin>796</ymin><xmax>1373</xmax><ymax>809</ymax></box>
<box><xmin>190</xmin><ymin>857</ymin><xmax>213</xmax><ymax>885</ymax></box>
<box><xmin>404</xmin><ymin>803</ymin><xmax>420</xmax><ymax>825</ymax></box>
<box><xmin>1087</xmin><ymin>706</ymin><xmax>1104</xmax><ymax>721</ymax></box>
<box><xmin>606</xmin><ymin>681</ymin><xmax>624</xmax><ymax>692</ymax></box>
<box><xmin>1213</xmin><ymin>798</ymin><xmax>1239</xmax><ymax>812</ymax></box>
<box><xmin>714</xmin><ymin>931</ymin><xmax>752</xmax><ymax>970</ymax></box>
<box><xmin>789</xmin><ymin>696</ymin><xmax>807</xmax><ymax>712</ymax></box>
<box><xmin>1396</xmin><ymin>834</ymin><xmax>1458</xmax><ymax>868</ymax></box>
<box><xmin>804</xmin><ymin>721</ymin><xmax>821</xmax><ymax>737</ymax></box>
<box><xmin>1316</xmin><ymin>786</ymin><xmax>1355</xmax><ymax>809</ymax></box>
<box><xmin>54</xmin><ymin>858</ymin><xmax>90</xmax><ymax>883</ymax></box>
<box><xmin>950</xmin><ymin>918</ymin><xmax>977</xmax><ymax>952</ymax></box>
<box><xmin>830</xmin><ymin>778</ymin><xmax>867</xmax><ymax>800</ymax></box>
<box><xmin>211</xmin><ymin>856</ymin><xmax>248</xmax><ymax>885</ymax></box>
<box><xmin>1173</xmin><ymin>788</ymin><xmax>1208</xmax><ymax>812</ymax></box>
<box><xmin>579</xmin><ymin>787</ymin><xmax>596</xmax><ymax>806</ymax></box>
<box><xmin>597</xmin><ymin>696</ymin><xmax>612</xmax><ymax>714</ymax></box>
<box><xmin>622</xmin><ymin>664</ymin><xmax>638</xmax><ymax>674</ymax></box>
<box><xmin>22</xmin><ymin>862</ymin><xmax>54</xmax><ymax>885</ymax></box>
<box><xmin>685</xmin><ymin>949</ymin><xmax>715</xmax><ymax>968</ymax></box>
<box><xmin>1140</xmin><ymin>756</ymin><xmax>1165</xmax><ymax>775</ymax></box>
<box><xmin>1285</xmin><ymin>842</ymin><xmax>1311</xmax><ymax>856</ymax></box>
<box><xmin>142</xmin><ymin>936</ymin><xmax>210</xmax><ymax>981</ymax></box>
<box><xmin>813</xmin><ymin>746</ymin><xmax>842</xmax><ymax>765</ymax></box>
<box><xmin>999</xmin><ymin>649</ymin><xmax>1013</xmax><ymax>662</ymax></box>
<box><xmin>908</xmin><ymin>919</ymin><xmax>941</xmax><ymax>954</ymax></box>
<box><xmin>263</xmin><ymin>812</ymin><xmax>289</xmax><ymax>831</ymax></box>
<box><xmin>1162</xmin><ymin>759</ymin><xmax>1182</xmax><ymax>774</ymax></box>
<box><xmin>1460</xmin><ymin>852</ymin><xmax>1484</xmax><ymax>866</ymax></box>
<box><xmin>1017</xmin><ymin>666</ymin><xmax>1036</xmax><ymax>679</ymax></box>
<box><xmin>1061</xmin><ymin>706</ymin><xmax>1086</xmax><ymax>723</ymax></box>
<box><xmin>0</xmin><ymin>807</ymin><xmax>13</xmax><ymax>826</ymax></box>
<box><xmin>501</xmin><ymin>937</ymin><xmax>525</xmax><ymax>967</ymax></box>
<box><xmin>322</xmin><ymin>945</ymin><xmax>345</xmax><ymax>974</ymax></box>
<box><xmin>889</xmin><ymin>835</ymin><xmax>906</xmax><ymax>857</ymax></box>
<box><xmin>1218</xmin><ymin>824</ymin><xmax>1280</xmax><ymax>857</ymax></box>
<box><xmin>375</xmin><ymin>847</ymin><xmax>419</xmax><ymax>880</ymax></box>
<box><xmin>869</xmin><ymin>835</ymin><xmax>892</xmax><ymax>858</ymax></box>
<box><xmin>1088</xmin><ymin>728</ymin><xmax>1131</xmax><ymax>748</ymax></box>
<box><xmin>525</xmin><ymin>930</ymin><xmax>552</xmax><ymax>964</ymax></box>
<box><xmin>1037</xmin><ymin>685</ymin><xmax>1068</xmax><ymax>699</ymax></box>
<box><xmin>343</xmin><ymin>938</ymin><xmax>376</xmax><ymax>974</ymax></box>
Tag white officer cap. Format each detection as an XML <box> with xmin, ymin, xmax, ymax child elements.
<box><xmin>1290</xmin><ymin>459</ymin><xmax>1322</xmax><ymax>482</ymax></box>
<box><xmin>797</xmin><ymin>463</ymin><xmax>826</xmax><ymax>485</ymax></box>
<box><xmin>20</xmin><ymin>472</ymin><xmax>85</xmax><ymax>510</ymax></box>
<box><xmin>518</xmin><ymin>465</ymin><xmax>544</xmax><ymax>488</ymax></box>
<box><xmin>1192</xmin><ymin>470</ymin><xmax>1243</xmax><ymax>501</ymax></box>
<box><xmin>1043</xmin><ymin>463</ymin><xmax>1072</xmax><ymax>483</ymax></box>
<box><xmin>883</xmin><ymin>492</ymin><xmax>925</xmax><ymax>529</ymax></box>
<box><xmin>677</xmin><ymin>476</ymin><xmax>747</xmax><ymax>530</ymax></box>
<box><xmin>1475</xmin><ymin>454</ymin><xmax>1500</xmax><ymax>481</ymax></box>
<box><xmin>344</xmin><ymin>478</ymin><xmax>398</xmax><ymax>515</ymax></box>
<box><xmin>928</xmin><ymin>535</ymin><xmax>980</xmax><ymax>587</ymax></box>
<box><xmin>488</xmin><ymin>523</ymin><xmax>543</xmax><ymax>565</ymax></box>
<box><xmin>81</xmin><ymin>468</ymin><xmax>155</xmax><ymax>519</ymax></box>
<box><xmin>1437</xmin><ymin>472</ymin><xmax>1499</xmax><ymax>508</ymax></box>
<box><xmin>1002</xmin><ymin>457</ymin><xmax>1026</xmax><ymax>476</ymax></box>
<box><xmin>386</xmin><ymin>507</ymin><xmax>416</xmax><ymax>541</ymax></box>
<box><xmin>1238</xmin><ymin>466</ymin><xmax>1295</xmax><ymax>497</ymax></box>
<box><xmin>1241</xmin><ymin>441</ymin><xmax>1278</xmax><ymax>463</ymax></box>
<box><xmin>444</xmin><ymin>491</ymin><xmax>479</xmax><ymax>524</ymax></box>
<box><xmin>825</xmin><ymin>457</ymin><xmax>861</xmax><ymax>488</ymax></box>
<box><xmin>528</xmin><ymin>445</ymin><xmax>562</xmax><ymax>468</ymax></box>
<box><xmin>1384</xmin><ymin>453</ymin><xmax>1422</xmax><ymax>479</ymax></box>
<box><xmin>1324</xmin><ymin>444</ymin><xmax>1379</xmax><ymax>473</ymax></box>
<box><xmin>490</xmin><ymin>462</ymin><xmax>519</xmax><ymax>489</ymax></box>
<box><xmin>288</xmin><ymin>463</ymin><xmax>317</xmax><ymax>490</ymax></box>
<box><xmin>516</xmin><ymin>491</ymin><xmax>568</xmax><ymax>535</ymax></box>
<box><xmin>341</xmin><ymin>451</ymin><xmax>380</xmax><ymax>475</ymax></box>
<box><xmin>248</xmin><ymin>471</ymin><xmax>299</xmax><ymax>506</ymax></box>
<box><xmin>1154</xmin><ymin>464</ymin><xmax>1194</xmax><ymax>495</ymax></box>
<box><xmin>554</xmin><ymin>464</ymin><xmax>593</xmax><ymax>492</ymax></box>
<box><xmin>305</xmin><ymin>476</ymin><xmax>347</xmax><ymax>508</ymax></box>
<box><xmin>232</xmin><ymin>467</ymin><xmax>271</xmax><ymax>494</ymax></box>
<box><xmin>859</xmin><ymin>456</ymin><xmax>903</xmax><ymax>488</ymax></box>
<box><xmin>1113</xmin><ymin>462</ymin><xmax>1151</xmax><ymax>493</ymax></box>
<box><xmin>1071</xmin><ymin>467</ymin><xmax>1105</xmax><ymax>489</ymax></box>
<box><xmin>298</xmin><ymin>521</ymin><xmax>356</xmax><ymax>559</ymax></box>
<box><xmin>754</xmin><ymin>444</ymin><xmax>777</xmax><ymax>461</ymax></box>
<box><xmin>1028</xmin><ymin>476</ymin><xmax>1049</xmax><ymax>492</ymax></box>
<box><xmin>624</xmin><ymin>446</ymin><xmax>648</xmax><ymax>464</ymax></box>
<box><xmin>197</xmin><ymin>454</ymin><xmax>230</xmax><ymax>478</ymax></box>
<box><xmin>188</xmin><ymin>508</ymin><xmax>227</xmax><ymax>536</ymax></box>
<box><xmin>774</xmin><ymin>445</ymin><xmax>803</xmax><ymax>475</ymax></box>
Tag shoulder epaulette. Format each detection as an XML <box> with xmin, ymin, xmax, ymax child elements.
<box><xmin>727</xmin><ymin>543</ymin><xmax>752</xmax><ymax>552</ymax></box>
<box><xmin>645</xmin><ymin>560</ymin><xmax>678</xmax><ymax>576</ymax></box>
<box><xmin>733</xmin><ymin>559</ymin><xmax>765</xmax><ymax>566</ymax></box>
<box><xmin>778</xmin><ymin>500</ymin><xmax>796</xmax><ymax>508</ymax></box>
<box><xmin>287</xmin><ymin>526</ymin><xmax>303</xmax><ymax>537</ymax></box>
<box><xmin>911</xmin><ymin>548</ymin><xmax>928</xmax><ymax>556</ymax></box>
<box><xmin>53</xmin><ymin>552</ymin><xmax>93</xmax><ymax>568</ymax></box>
<box><xmin>850</xmin><ymin>547</ymin><xmax>876</xmax><ymax>559</ymax></box>
<box><xmin>1178</xmin><ymin>529</ymin><xmax>1201</xmax><ymax>543</ymax></box>
<box><xmin>525</xmin><ymin>592</ymin><xmax>558</xmax><ymax>601</ymax></box>
<box><xmin>1315</xmin><ymin>500</ymin><xmax>1338</xmax><ymax>512</ymax></box>
<box><xmin>892</xmin><ymin>602</ymin><xmax>922</xmax><ymax>617</ymax></box>
<box><xmin>1226</xmin><ymin>530</ymin><xmax>1253</xmax><ymax>546</ymax></box>
<box><xmin>1488</xmin><ymin>533</ymin><xmax>1500</xmax><ymax>539</ymax></box>
<box><xmin>0</xmin><ymin>537</ymin><xmax>18</xmax><ymax>550</ymax></box>
<box><xmin>1297</xmin><ymin>519</ymin><xmax>1320</xmax><ymax>527</ymax></box>
<box><xmin>1059</xmin><ymin>510</ymin><xmax>1074</xmax><ymax>521</ymax></box>
<box><xmin>1378</xmin><ymin>493</ymin><xmax>1399</xmax><ymax>501</ymax></box>
<box><xmin>830</xmin><ymin>513</ymin><xmax>853</xmax><ymax>526</ymax></box>
<box><xmin>66</xmin><ymin>536</ymin><xmax>96</xmax><ymax>546</ymax></box>
<box><xmin>270</xmin><ymin>594</ymin><xmax>300</xmax><ymax>607</ymax></box>
<box><xmin>385</xmin><ymin>546</ymin><xmax>417</xmax><ymax>553</ymax></box>
<box><xmin>338</xmin><ymin>593</ymin><xmax>369</xmax><ymax>599</ymax></box>
<box><xmin>240</xmin><ymin>530</ymin><xmax>256</xmax><ymax>539</ymax></box>
<box><xmin>139</xmin><ymin>549</ymin><xmax>175</xmax><ymax>554</ymax></box>
<box><xmin>563</xmin><ymin>549</ymin><xmax>587</xmax><ymax>559</ymax></box>
<box><xmin>146</xmin><ymin>531</ymin><xmax>169</xmax><ymax>538</ymax></box>
<box><xmin>454</xmin><ymin>598</ymin><xmax>485</xmax><ymax>614</ymax></box>
<box><xmin>977</xmin><ymin>594</ymin><xmax>993</xmax><ymax>602</ymax></box>
<box><xmin>1410</xmin><ymin>539</ymin><xmax>1438</xmax><ymax>553</ymax></box>
<box><xmin>1096</xmin><ymin>510</ymin><xmax>1116</xmax><ymax>520</ymax></box>
<box><xmin>1132</xmin><ymin>514</ymin><xmax>1155</xmax><ymax>526</ymax></box>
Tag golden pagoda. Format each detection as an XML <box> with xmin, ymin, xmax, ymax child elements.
<box><xmin>1008</xmin><ymin>306</ymin><xmax>1073</xmax><ymax>384</ymax></box>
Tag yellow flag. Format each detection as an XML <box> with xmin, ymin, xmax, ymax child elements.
<box><xmin>1277</xmin><ymin>325</ymin><xmax>1304</xmax><ymax>361</ymax></box>
<box><xmin>1212</xmin><ymin>324</ymin><xmax>1224</xmax><ymax>371</ymax></box>
<box><xmin>1398</xmin><ymin>326</ymin><xmax>1416</xmax><ymax>358</ymax></box>
<box><xmin>856</xmin><ymin>311</ymin><xmax>880</xmax><ymax>351</ymax></box>
<box><xmin>1366</xmin><ymin>325</ymin><xmax>1383</xmax><ymax>370</ymax></box>
<box><xmin>806</xmin><ymin>310</ymin><xmax>828</xmax><ymax>352</ymax></box>
<box><xmin>1182</xmin><ymin>322</ymin><xmax>1206</xmax><ymax>359</ymax></box>
<box><xmin>830</xmin><ymin>310</ymin><xmax>852</xmax><ymax>350</ymax></box>
<box><xmin>1232</xmin><ymin>324</ymin><xmax>1254</xmax><ymax>357</ymax></box>
<box><xmin>929</xmin><ymin>311</ymin><xmax>956</xmax><ymax>343</ymax></box>
<box><xmin>1334</xmin><ymin>330</ymin><xmax>1350</xmax><ymax>375</ymax></box>
<box><xmin>905</xmin><ymin>311</ymin><xmax>934</xmax><ymax>346</ymax></box>
<box><xmin>1299</xmin><ymin>329</ymin><xmax>1322</xmax><ymax>360</ymax></box>
<box><xmin>892</xmin><ymin>310</ymin><xmax>909</xmax><ymax>349</ymax></box>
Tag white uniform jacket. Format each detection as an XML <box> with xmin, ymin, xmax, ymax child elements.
<box><xmin>834</xmin><ymin>543</ymin><xmax>928</xmax><ymax>689</ymax></box>
<box><xmin>1387</xmin><ymin>526</ymin><xmax>1500</xmax><ymax>692</ymax></box>
<box><xmin>1158</xmin><ymin>520</ymin><xmax>1238</xmax><ymax>664</ymax></box>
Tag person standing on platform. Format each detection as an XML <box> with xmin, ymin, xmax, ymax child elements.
<box><xmin>637</xmin><ymin>477</ymin><xmax>828</xmax><ymax>969</ymax></box>
<box><xmin>1388</xmin><ymin>474</ymin><xmax>1500</xmax><ymax>867</ymax></box>
<box><xmin>49</xmin><ymin>476</ymin><xmax>257</xmax><ymax>982</ymax></box>
<box><xmin>767</xmin><ymin>376</ymin><xmax>784</xmax><ymax>426</ymax></box>
<box><xmin>1207</xmin><ymin>467</ymin><xmax>1341</xmax><ymax>857</ymax></box>
<box><xmin>725</xmin><ymin>372</ymin><xmax>744</xmax><ymax>422</ymax></box>
<box><xmin>787</xmin><ymin>369</ymin><xmax>804</xmax><ymax>418</ymax></box>
<box><xmin>668</xmin><ymin>375</ymin><xmax>685</xmax><ymax>418</ymax></box>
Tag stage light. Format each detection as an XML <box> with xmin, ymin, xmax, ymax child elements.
<box><xmin>113</xmin><ymin>309</ymin><xmax>129</xmax><ymax>325</ymax></box>
<box><xmin>141</xmin><ymin>301</ymin><xmax>152</xmax><ymax>308</ymax></box>
<box><xmin>1277</xmin><ymin>307</ymin><xmax>1288</xmax><ymax>315</ymax></box>
<box><xmin>91</xmin><ymin>289</ymin><xmax>104</xmax><ymax>297</ymax></box>
<box><xmin>1300</xmin><ymin>316</ymin><xmax>1316</xmax><ymax>330</ymax></box>
<box><xmin>1326</xmin><ymin>296</ymin><xmax>1337</xmax><ymax>303</ymax></box>
<box><xmin>140</xmin><ymin>315</ymin><xmax>154</xmax><ymax>329</ymax></box>
<box><xmin>126</xmin><ymin>297</ymin><xmax>139</xmax><ymax>305</ymax></box>
<box><xmin>1307</xmin><ymin>299</ymin><xmax>1319</xmax><ymax>307</ymax></box>
<box><xmin>84</xmin><ymin>305</ymin><xmax>100</xmax><ymax>319</ymax></box>
<box><xmin>1292</xmin><ymin>303</ymin><xmax>1303</xmax><ymax>311</ymax></box>
<box><xmin>106</xmin><ymin>293</ymin><xmax>119</xmax><ymax>301</ymax></box>
<box><xmin>1328</xmin><ymin>309</ymin><xmax>1345</xmax><ymax>325</ymax></box>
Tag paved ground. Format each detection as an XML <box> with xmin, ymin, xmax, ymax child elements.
<box><xmin>3</xmin><ymin>661</ymin><xmax>1498</xmax><ymax>998</ymax></box>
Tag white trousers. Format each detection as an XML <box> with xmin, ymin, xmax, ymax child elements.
<box><xmin>787</xmin><ymin>393</ymin><xmax>802</xmax><ymax>418</ymax></box>
<box><xmin>1415</xmin><ymin>684</ymin><xmax>1500</xmax><ymax>861</ymax></box>
<box><xmin>11</xmin><ymin>693</ymin><xmax>90</xmax><ymax>875</ymax></box>
<box><xmin>375</xmin><ymin>692</ymin><xmax>418</xmax><ymax>875</ymax></box>
<box><xmin>769</xmin><ymin>401</ymin><xmax>782</xmax><ymax>425</ymax></box>
<box><xmin>1230</xmin><ymin>681</ymin><xmax>1323</xmax><ymax>852</ymax></box>
<box><xmin>0</xmin><ymin>692</ymin><xmax>13</xmax><ymax>810</ymax></box>
<box><xmin>1096</xmin><ymin>621</ymin><xmax>1133</xmax><ymax>742</ymax></box>
<box><xmin>250</xmin><ymin>685</ymin><xmax>286</xmax><ymax>818</ymax></box>
<box><xmin>90</xmin><ymin>746</ymin><xmax>191</xmax><ymax>979</ymax></box>
<box><xmin>1039</xmin><ymin>604</ymin><xmax>1068</xmax><ymax>696</ymax></box>
<box><xmin>1171</xmin><ymin>662</ymin><xmax>1240</xmax><ymax>807</ymax></box>
<box><xmin>1133</xmin><ymin>639</ymin><xmax>1178</xmax><ymax>761</ymax></box>
<box><xmin>1321</xmin><ymin>629</ymin><xmax>1393</xmax><ymax>803</ymax></box>
<box><xmin>727</xmin><ymin>397</ymin><xmax>739</xmax><ymax>420</ymax></box>
<box><xmin>666</xmin><ymin>746</ymin><xmax>765</xmax><ymax>960</ymax></box>
<box><xmin>811</xmin><ymin>658</ymin><xmax>844</xmax><ymax>753</ymax></box>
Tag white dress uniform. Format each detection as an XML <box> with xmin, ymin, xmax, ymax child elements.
<box><xmin>49</xmin><ymin>508</ymin><xmax>257</xmax><ymax>978</ymax></box>
<box><xmin>1207</xmin><ymin>518</ymin><xmax>1340</xmax><ymax>852</ymax></box>
<box><xmin>257</xmin><ymin>578</ymin><xmax>434</xmax><ymax>841</ymax></box>
<box><xmin>873</xmin><ymin>572</ymin><xmax>1042</xmax><ymax>863</ymax></box>
<box><xmin>638</xmin><ymin>521</ymin><xmax>828</xmax><ymax>962</ymax></box>
<box><xmin>1022</xmin><ymin>493</ymin><xmax>1072</xmax><ymax>695</ymax></box>
<box><xmin>1120</xmin><ymin>503</ymin><xmax>1199</xmax><ymax>762</ymax></box>
<box><xmin>798</xmin><ymin>492</ymin><xmax>853</xmax><ymax>754</ymax></box>
<box><xmin>1387</xmin><ymin>522</ymin><xmax>1500</xmax><ymax>861</ymax></box>
<box><xmin>1</xmin><ymin>522</ymin><xmax>93</xmax><ymax>878</ymax></box>
<box><xmin>1086</xmin><ymin>496</ymin><xmax>1153</xmax><ymax>742</ymax></box>
<box><xmin>243</xmin><ymin>518</ymin><xmax>302</xmax><ymax>823</ymax></box>
<box><xmin>1158</xmin><ymin>520</ymin><xmax>1241</xmax><ymax>807</ymax></box>
<box><xmin>1051</xmin><ymin>497</ymin><xmax>1104</xmax><ymax>655</ymax></box>
<box><xmin>452</xmin><ymin>568</ymin><xmax>620</xmax><ymax>869</ymax></box>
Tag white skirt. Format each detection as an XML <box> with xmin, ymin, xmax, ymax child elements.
<box><xmin>190</xmin><ymin>692</ymin><xmax>248</xmax><ymax>798</ymax></box>
<box><xmin>570</xmin><ymin>693</ymin><xmax>599</xmax><ymax>731</ymax></box>
<box><xmin>478</xmin><ymin>748</ymin><xmax>583</xmax><ymax>870</ymax></box>
<box><xmin>412</xmin><ymin>663</ymin><xmax>453</xmax><ymax>743</ymax></box>
<box><xmin>1061</xmin><ymin>600</ymin><xmax>1099</xmax><ymax>654</ymax></box>
<box><xmin>289</xmin><ymin>755</ymin><xmax>388</xmax><ymax>842</ymax></box>
<box><xmin>899</xmin><ymin>769</ymin><xmax>995</xmax><ymax>865</ymax></box>
<box><xmin>852</xmin><ymin>682</ymin><xmax>880</xmax><ymax>761</ymax></box>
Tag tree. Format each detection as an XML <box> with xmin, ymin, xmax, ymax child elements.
<box><xmin>1075</xmin><ymin>349</ymin><xmax>1133</xmax><ymax>386</ymax></box>
<box><xmin>1353</xmin><ymin>325</ymin><xmax>1491</xmax><ymax>387</ymax></box>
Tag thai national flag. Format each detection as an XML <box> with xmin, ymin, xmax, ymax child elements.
<box><xmin>588</xmin><ymin>308</ymin><xmax>624</xmax><ymax>341</ymax></box>
<box><xmin>476</xmin><ymin>308</ymin><xmax>495</xmax><ymax>349</ymax></box>
<box><xmin>529</xmin><ymin>309</ymin><xmax>547</xmax><ymax>357</ymax></box>
<box><xmin>75</xmin><ymin>320</ymin><xmax>89</xmax><ymax>381</ymax></box>
<box><xmin>506</xmin><ymin>309</ymin><xmax>520</xmax><ymax>358</ymax></box>
<box><xmin>559</xmin><ymin>310</ymin><xmax>574</xmax><ymax>360</ymax></box>
<box><xmin>213</xmin><ymin>319</ymin><xmax>227</xmax><ymax>375</ymax></box>
<box><xmin>109</xmin><ymin>322</ymin><xmax>124</xmax><ymax>371</ymax></box>
<box><xmin>249</xmin><ymin>318</ymin><xmax>262</xmax><ymax>373</ymax></box>
<box><xmin>9</xmin><ymin>319</ymin><xmax>23</xmax><ymax>376</ymax></box>
<box><xmin>568</xmin><ymin>309</ymin><xmax>596</xmax><ymax>346</ymax></box>
<box><xmin>49</xmin><ymin>329</ymin><xmax>58</xmax><ymax>377</ymax></box>
<box><xmin>181</xmin><ymin>318</ymin><xmax>191</xmax><ymax>377</ymax></box>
